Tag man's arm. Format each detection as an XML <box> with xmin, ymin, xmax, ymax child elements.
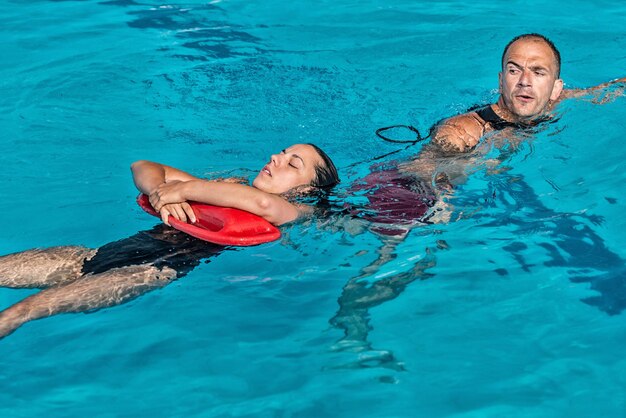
<box><xmin>430</xmin><ymin>113</ymin><xmax>486</xmax><ymax>154</ymax></box>
<box><xmin>559</xmin><ymin>76</ymin><xmax>626</xmax><ymax>102</ymax></box>
<box><xmin>400</xmin><ymin>112</ymin><xmax>484</xmax><ymax>178</ymax></box>
<box><xmin>400</xmin><ymin>111</ymin><xmax>490</xmax><ymax>195</ymax></box>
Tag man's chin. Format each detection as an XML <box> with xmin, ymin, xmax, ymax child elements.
<box><xmin>511</xmin><ymin>105</ymin><xmax>544</xmax><ymax>120</ymax></box>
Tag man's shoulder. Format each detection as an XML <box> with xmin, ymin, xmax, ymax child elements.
<box><xmin>444</xmin><ymin>110</ymin><xmax>485</xmax><ymax>126</ymax></box>
<box><xmin>431</xmin><ymin>110</ymin><xmax>486</xmax><ymax>153</ymax></box>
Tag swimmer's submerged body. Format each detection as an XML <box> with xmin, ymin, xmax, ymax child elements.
<box><xmin>347</xmin><ymin>161</ymin><xmax>438</xmax><ymax>236</ymax></box>
<box><xmin>0</xmin><ymin>143</ymin><xmax>339</xmax><ymax>339</ymax></box>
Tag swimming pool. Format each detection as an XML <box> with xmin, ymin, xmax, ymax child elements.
<box><xmin>1</xmin><ymin>0</ymin><xmax>625</xmax><ymax>416</ymax></box>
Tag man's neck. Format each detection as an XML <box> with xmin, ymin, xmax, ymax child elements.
<box><xmin>494</xmin><ymin>97</ymin><xmax>551</xmax><ymax>125</ymax></box>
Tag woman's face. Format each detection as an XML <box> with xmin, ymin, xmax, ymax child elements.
<box><xmin>253</xmin><ymin>144</ymin><xmax>322</xmax><ymax>194</ymax></box>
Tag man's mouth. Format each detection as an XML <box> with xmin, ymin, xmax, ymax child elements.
<box><xmin>515</xmin><ymin>93</ymin><xmax>534</xmax><ymax>103</ymax></box>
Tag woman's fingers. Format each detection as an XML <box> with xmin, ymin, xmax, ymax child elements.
<box><xmin>170</xmin><ymin>204</ymin><xmax>187</xmax><ymax>223</ymax></box>
<box><xmin>158</xmin><ymin>203</ymin><xmax>195</xmax><ymax>226</ymax></box>
<box><xmin>181</xmin><ymin>202</ymin><xmax>196</xmax><ymax>223</ymax></box>
<box><xmin>159</xmin><ymin>206</ymin><xmax>172</xmax><ymax>226</ymax></box>
<box><xmin>149</xmin><ymin>181</ymin><xmax>187</xmax><ymax>213</ymax></box>
<box><xmin>149</xmin><ymin>192</ymin><xmax>165</xmax><ymax>212</ymax></box>
<box><xmin>150</xmin><ymin>183</ymin><xmax>191</xmax><ymax>225</ymax></box>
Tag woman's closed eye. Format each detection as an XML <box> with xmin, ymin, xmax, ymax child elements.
<box><xmin>280</xmin><ymin>149</ymin><xmax>305</xmax><ymax>169</ymax></box>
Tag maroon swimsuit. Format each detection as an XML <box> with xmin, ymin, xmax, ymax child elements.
<box><xmin>349</xmin><ymin>162</ymin><xmax>437</xmax><ymax>236</ymax></box>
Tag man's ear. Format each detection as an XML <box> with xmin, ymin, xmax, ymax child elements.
<box><xmin>551</xmin><ymin>78</ymin><xmax>564</xmax><ymax>101</ymax></box>
<box><xmin>498</xmin><ymin>71</ymin><xmax>503</xmax><ymax>93</ymax></box>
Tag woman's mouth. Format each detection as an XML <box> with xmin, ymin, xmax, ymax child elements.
<box><xmin>262</xmin><ymin>165</ymin><xmax>272</xmax><ymax>177</ymax></box>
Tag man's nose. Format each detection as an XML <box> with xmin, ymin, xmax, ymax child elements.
<box><xmin>518</xmin><ymin>69</ymin><xmax>532</xmax><ymax>86</ymax></box>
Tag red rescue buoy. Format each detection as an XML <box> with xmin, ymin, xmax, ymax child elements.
<box><xmin>137</xmin><ymin>194</ymin><xmax>281</xmax><ymax>246</ymax></box>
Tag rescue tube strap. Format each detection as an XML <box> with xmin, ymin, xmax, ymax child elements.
<box><xmin>375</xmin><ymin>124</ymin><xmax>425</xmax><ymax>144</ymax></box>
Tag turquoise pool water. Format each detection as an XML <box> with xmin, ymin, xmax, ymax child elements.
<box><xmin>1</xmin><ymin>1</ymin><xmax>625</xmax><ymax>416</ymax></box>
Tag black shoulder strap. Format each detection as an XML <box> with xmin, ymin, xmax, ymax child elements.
<box><xmin>475</xmin><ymin>105</ymin><xmax>519</xmax><ymax>131</ymax></box>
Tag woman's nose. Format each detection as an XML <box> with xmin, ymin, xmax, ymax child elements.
<box><xmin>270</xmin><ymin>154</ymin><xmax>280</xmax><ymax>165</ymax></box>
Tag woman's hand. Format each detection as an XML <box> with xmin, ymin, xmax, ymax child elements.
<box><xmin>158</xmin><ymin>202</ymin><xmax>196</xmax><ymax>226</ymax></box>
<box><xmin>150</xmin><ymin>181</ymin><xmax>197</xmax><ymax>225</ymax></box>
<box><xmin>149</xmin><ymin>180</ymin><xmax>188</xmax><ymax>211</ymax></box>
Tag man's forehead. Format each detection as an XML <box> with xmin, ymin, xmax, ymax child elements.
<box><xmin>505</xmin><ymin>38</ymin><xmax>557</xmax><ymax>67</ymax></box>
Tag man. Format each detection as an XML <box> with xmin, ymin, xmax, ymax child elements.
<box><xmin>430</xmin><ymin>33</ymin><xmax>625</xmax><ymax>155</ymax></box>
<box><xmin>397</xmin><ymin>32</ymin><xmax>624</xmax><ymax>188</ymax></box>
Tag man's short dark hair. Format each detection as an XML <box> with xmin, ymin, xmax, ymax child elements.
<box><xmin>502</xmin><ymin>33</ymin><xmax>561</xmax><ymax>78</ymax></box>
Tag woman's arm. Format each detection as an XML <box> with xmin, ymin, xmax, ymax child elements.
<box><xmin>149</xmin><ymin>180</ymin><xmax>303</xmax><ymax>226</ymax></box>
<box><xmin>131</xmin><ymin>160</ymin><xmax>201</xmax><ymax>225</ymax></box>
<box><xmin>131</xmin><ymin>160</ymin><xmax>201</xmax><ymax>195</ymax></box>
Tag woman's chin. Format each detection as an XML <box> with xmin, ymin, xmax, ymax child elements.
<box><xmin>252</xmin><ymin>177</ymin><xmax>271</xmax><ymax>192</ymax></box>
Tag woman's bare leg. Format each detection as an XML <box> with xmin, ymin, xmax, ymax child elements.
<box><xmin>0</xmin><ymin>246</ymin><xmax>97</xmax><ymax>289</ymax></box>
<box><xmin>0</xmin><ymin>264</ymin><xmax>177</xmax><ymax>338</ymax></box>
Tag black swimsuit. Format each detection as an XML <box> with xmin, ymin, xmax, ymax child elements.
<box><xmin>475</xmin><ymin>105</ymin><xmax>551</xmax><ymax>131</ymax></box>
<box><xmin>81</xmin><ymin>224</ymin><xmax>224</xmax><ymax>278</ymax></box>
<box><xmin>475</xmin><ymin>105</ymin><xmax>520</xmax><ymax>130</ymax></box>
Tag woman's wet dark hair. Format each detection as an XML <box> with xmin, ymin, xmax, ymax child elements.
<box><xmin>307</xmin><ymin>143</ymin><xmax>340</xmax><ymax>189</ymax></box>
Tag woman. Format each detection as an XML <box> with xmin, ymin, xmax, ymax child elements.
<box><xmin>0</xmin><ymin>143</ymin><xmax>339</xmax><ymax>338</ymax></box>
<box><xmin>140</xmin><ymin>143</ymin><xmax>338</xmax><ymax>227</ymax></box>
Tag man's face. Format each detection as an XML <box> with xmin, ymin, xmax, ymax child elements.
<box><xmin>499</xmin><ymin>38</ymin><xmax>563</xmax><ymax>120</ymax></box>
